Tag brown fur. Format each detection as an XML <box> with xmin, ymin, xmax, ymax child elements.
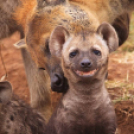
<box><xmin>14</xmin><ymin>0</ymin><xmax>37</xmax><ymax>32</ymax></box>
<box><xmin>0</xmin><ymin>0</ymin><xmax>24</xmax><ymax>39</ymax></box>
<box><xmin>46</xmin><ymin>23</ymin><xmax>117</xmax><ymax>134</ymax></box>
<box><xmin>0</xmin><ymin>81</ymin><xmax>46</xmax><ymax>134</ymax></box>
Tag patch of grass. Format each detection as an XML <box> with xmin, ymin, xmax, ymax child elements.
<box><xmin>113</xmin><ymin>95</ymin><xmax>134</xmax><ymax>104</ymax></box>
<box><xmin>106</xmin><ymin>80</ymin><xmax>134</xmax><ymax>104</ymax></box>
<box><xmin>106</xmin><ymin>80</ymin><xmax>134</xmax><ymax>90</ymax></box>
<box><xmin>107</xmin><ymin>13</ymin><xmax>134</xmax><ymax>104</ymax></box>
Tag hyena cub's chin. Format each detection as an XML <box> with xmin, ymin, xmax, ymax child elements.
<box><xmin>50</xmin><ymin>22</ymin><xmax>118</xmax><ymax>82</ymax></box>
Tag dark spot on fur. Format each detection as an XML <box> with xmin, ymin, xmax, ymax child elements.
<box><xmin>128</xmin><ymin>0</ymin><xmax>134</xmax><ymax>3</ymax></box>
<box><xmin>62</xmin><ymin>19</ymin><xmax>68</xmax><ymax>22</ymax></box>
<box><xmin>10</xmin><ymin>115</ymin><xmax>14</xmax><ymax>121</ymax></box>
<box><xmin>30</xmin><ymin>125</ymin><xmax>37</xmax><ymax>133</ymax></box>
<box><xmin>38</xmin><ymin>120</ymin><xmax>43</xmax><ymax>127</ymax></box>
<box><xmin>3</xmin><ymin>109</ymin><xmax>7</xmax><ymax>113</ymax></box>
<box><xmin>6</xmin><ymin>125</ymin><xmax>10</xmax><ymax>129</ymax></box>
<box><xmin>6</xmin><ymin>120</ymin><xmax>10</xmax><ymax>123</ymax></box>
<box><xmin>14</xmin><ymin>112</ymin><xmax>17</xmax><ymax>115</ymax></box>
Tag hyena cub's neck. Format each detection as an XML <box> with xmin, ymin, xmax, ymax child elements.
<box><xmin>69</xmin><ymin>78</ymin><xmax>105</xmax><ymax>94</ymax></box>
<box><xmin>63</xmin><ymin>76</ymin><xmax>109</xmax><ymax>108</ymax></box>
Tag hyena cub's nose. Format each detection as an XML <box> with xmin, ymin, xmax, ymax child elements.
<box><xmin>81</xmin><ymin>59</ymin><xmax>91</xmax><ymax>68</ymax></box>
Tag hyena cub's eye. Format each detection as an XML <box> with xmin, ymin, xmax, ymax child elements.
<box><xmin>93</xmin><ymin>50</ymin><xmax>101</xmax><ymax>56</ymax></box>
<box><xmin>69</xmin><ymin>50</ymin><xmax>78</xmax><ymax>58</ymax></box>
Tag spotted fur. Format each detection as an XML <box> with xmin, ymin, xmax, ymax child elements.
<box><xmin>0</xmin><ymin>81</ymin><xmax>46</xmax><ymax>134</ymax></box>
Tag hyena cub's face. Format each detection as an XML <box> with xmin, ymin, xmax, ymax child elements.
<box><xmin>49</xmin><ymin>23</ymin><xmax>119</xmax><ymax>82</ymax></box>
<box><xmin>61</xmin><ymin>34</ymin><xmax>109</xmax><ymax>80</ymax></box>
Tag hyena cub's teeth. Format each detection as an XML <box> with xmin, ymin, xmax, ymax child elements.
<box><xmin>76</xmin><ymin>69</ymin><xmax>97</xmax><ymax>76</ymax></box>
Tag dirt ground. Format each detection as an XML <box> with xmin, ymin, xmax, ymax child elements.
<box><xmin>1</xmin><ymin>32</ymin><xmax>134</xmax><ymax>134</ymax></box>
<box><xmin>0</xmin><ymin>32</ymin><xmax>30</xmax><ymax>102</ymax></box>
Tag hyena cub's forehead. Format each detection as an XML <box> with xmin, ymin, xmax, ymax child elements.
<box><xmin>62</xmin><ymin>33</ymin><xmax>109</xmax><ymax>56</ymax></box>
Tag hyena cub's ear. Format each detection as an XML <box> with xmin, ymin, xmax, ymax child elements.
<box><xmin>97</xmin><ymin>22</ymin><xmax>119</xmax><ymax>53</ymax></box>
<box><xmin>49</xmin><ymin>26</ymin><xmax>70</xmax><ymax>57</ymax></box>
<box><xmin>0</xmin><ymin>81</ymin><xmax>12</xmax><ymax>104</ymax></box>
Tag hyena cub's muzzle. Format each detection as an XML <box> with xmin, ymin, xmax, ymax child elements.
<box><xmin>75</xmin><ymin>56</ymin><xmax>98</xmax><ymax>78</ymax></box>
<box><xmin>69</xmin><ymin>49</ymin><xmax>101</xmax><ymax>79</ymax></box>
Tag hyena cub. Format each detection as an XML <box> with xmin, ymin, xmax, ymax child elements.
<box><xmin>0</xmin><ymin>81</ymin><xmax>46</xmax><ymax>134</ymax></box>
<box><xmin>46</xmin><ymin>22</ymin><xmax>118</xmax><ymax>134</ymax></box>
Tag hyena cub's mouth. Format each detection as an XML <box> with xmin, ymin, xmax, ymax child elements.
<box><xmin>75</xmin><ymin>69</ymin><xmax>98</xmax><ymax>77</ymax></box>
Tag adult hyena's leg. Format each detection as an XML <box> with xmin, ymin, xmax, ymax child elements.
<box><xmin>21</xmin><ymin>48</ymin><xmax>52</xmax><ymax>122</ymax></box>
